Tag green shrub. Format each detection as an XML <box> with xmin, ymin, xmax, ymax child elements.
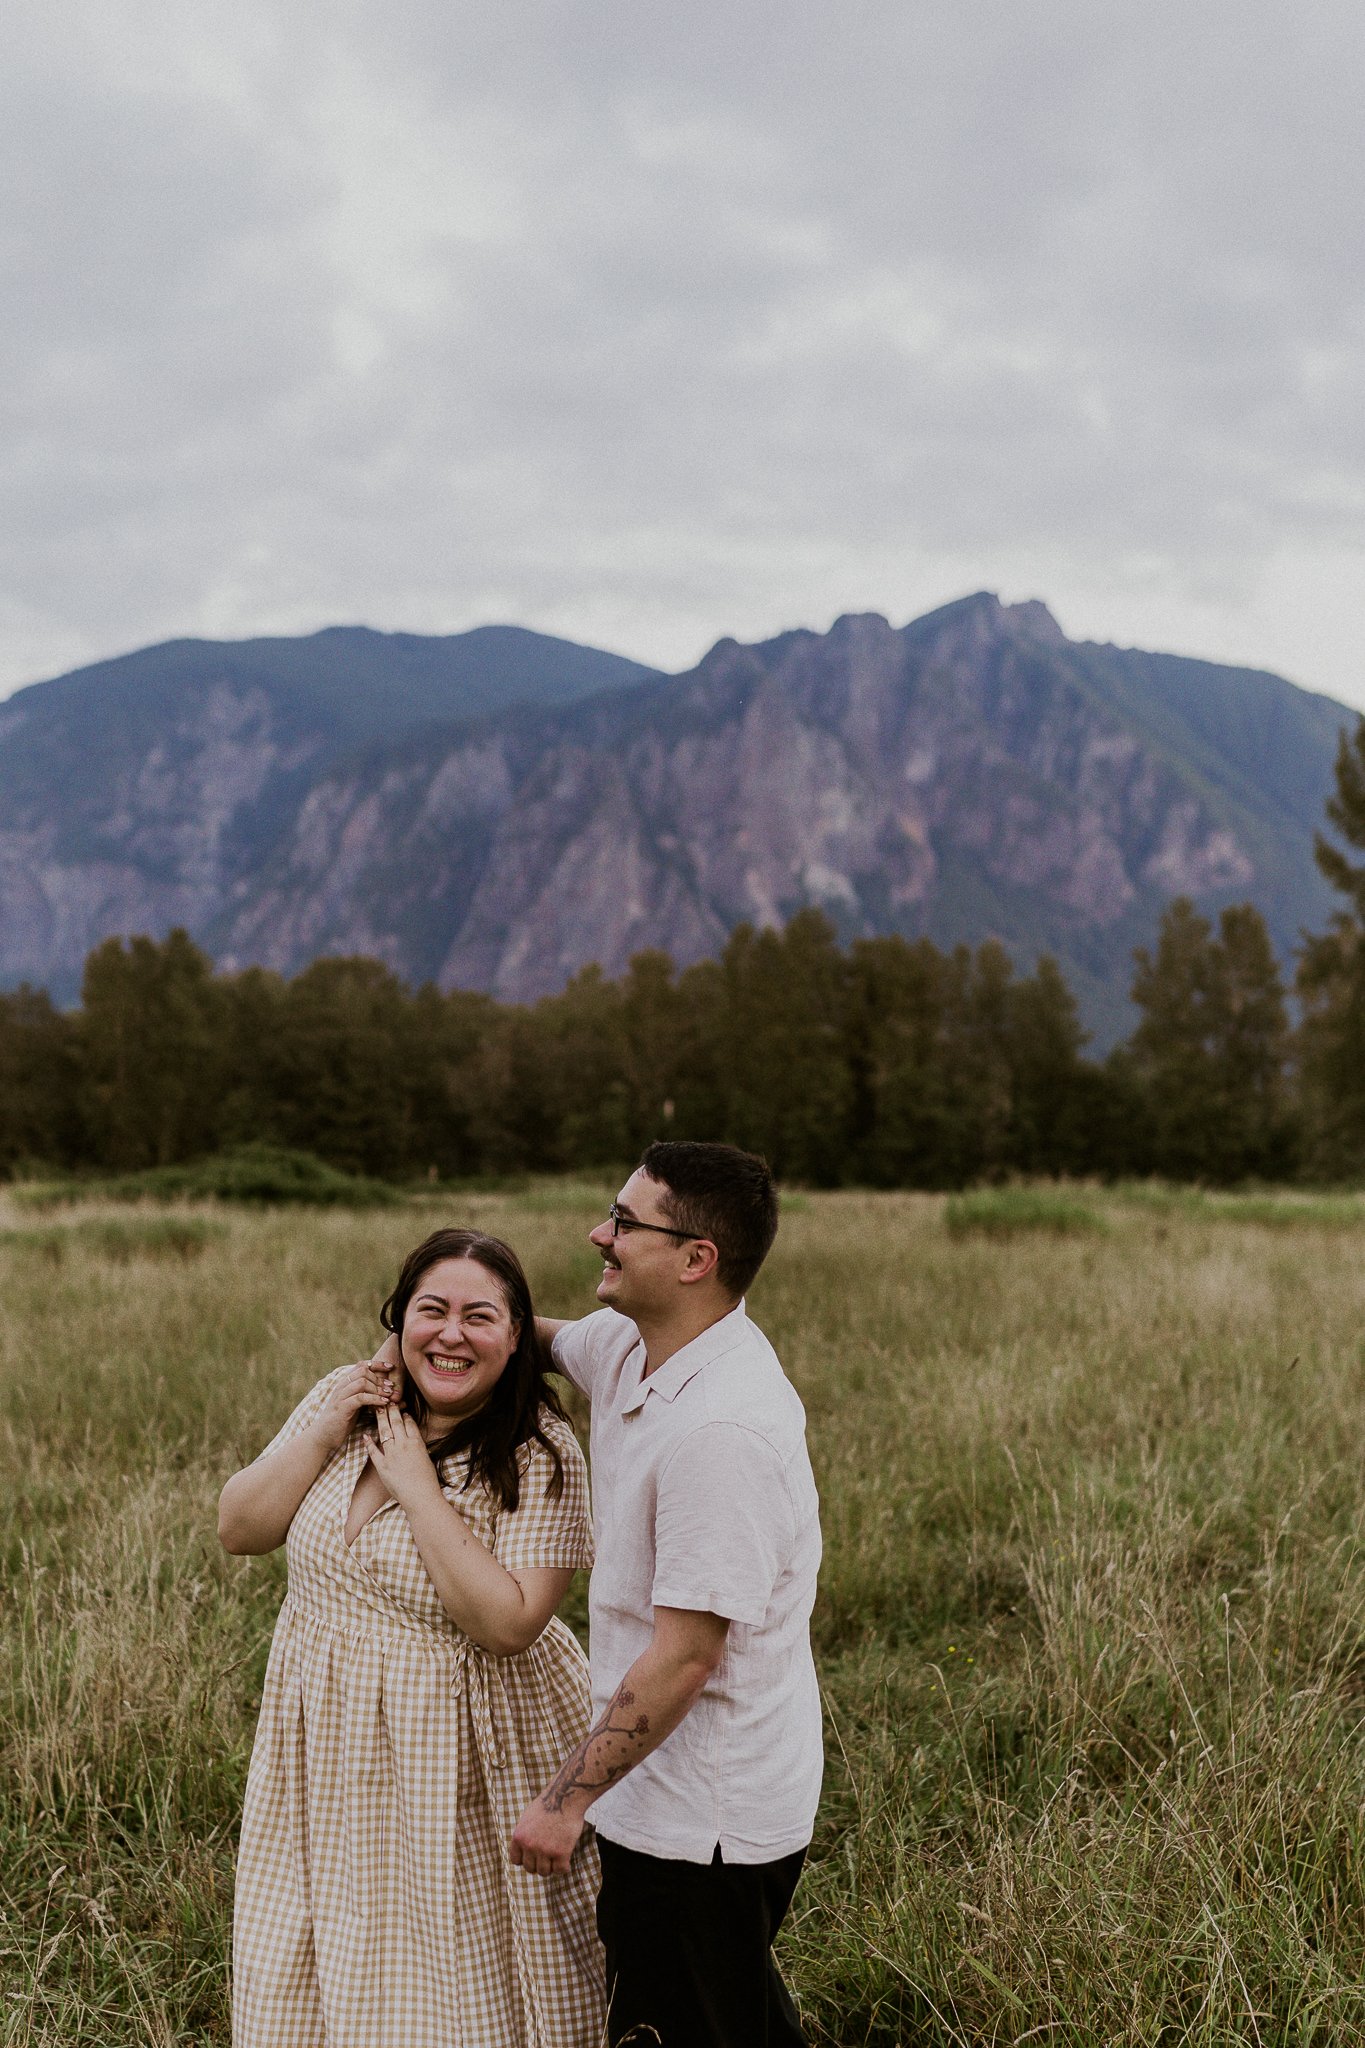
<box><xmin>944</xmin><ymin>1187</ymin><xmax>1107</xmax><ymax>1238</ymax></box>
<box><xmin>12</xmin><ymin>1144</ymin><xmax>400</xmax><ymax>1210</ymax></box>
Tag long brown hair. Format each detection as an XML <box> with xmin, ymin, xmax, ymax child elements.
<box><xmin>378</xmin><ymin>1228</ymin><xmax>566</xmax><ymax>1512</ymax></box>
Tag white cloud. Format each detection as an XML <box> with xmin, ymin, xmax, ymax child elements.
<box><xmin>2</xmin><ymin>0</ymin><xmax>1364</xmax><ymax>708</ymax></box>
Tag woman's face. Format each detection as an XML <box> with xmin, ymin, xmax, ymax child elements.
<box><xmin>399</xmin><ymin>1256</ymin><xmax>519</xmax><ymax>1427</ymax></box>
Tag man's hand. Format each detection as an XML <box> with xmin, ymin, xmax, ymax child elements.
<box><xmin>364</xmin><ymin>1405</ymin><xmax>441</xmax><ymax>1511</ymax></box>
<box><xmin>509</xmin><ymin>1801</ymin><xmax>584</xmax><ymax>1876</ymax></box>
<box><xmin>370</xmin><ymin>1331</ymin><xmax>404</xmax><ymax>1380</ymax></box>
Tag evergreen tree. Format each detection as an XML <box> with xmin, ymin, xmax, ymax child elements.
<box><xmin>847</xmin><ymin>937</ymin><xmax>1067</xmax><ymax>1187</ymax></box>
<box><xmin>618</xmin><ymin>951</ymin><xmax>690</xmax><ymax>1151</ymax></box>
<box><xmin>1215</xmin><ymin>903</ymin><xmax>1295</xmax><ymax>1179</ymax></box>
<box><xmin>1130</xmin><ymin>897</ymin><xmax>1291</xmax><ymax>1181</ymax></box>
<box><xmin>951</xmin><ymin>941</ymin><xmax>1016</xmax><ymax>1180</ymax></box>
<box><xmin>0</xmin><ymin>986</ymin><xmax>84</xmax><ymax>1169</ymax></box>
<box><xmin>1316</xmin><ymin>717</ymin><xmax>1365</xmax><ymax>920</ymax></box>
<box><xmin>532</xmin><ymin>966</ymin><xmax>631</xmax><ymax>1168</ymax></box>
<box><xmin>1005</xmin><ymin>954</ymin><xmax>1094</xmax><ymax>1175</ymax></box>
<box><xmin>664</xmin><ymin>958</ymin><xmax>729</xmax><ymax>1142</ymax></box>
<box><xmin>269</xmin><ymin>957</ymin><xmax>420</xmax><ymax>1176</ymax></box>
<box><xmin>1129</xmin><ymin>899</ymin><xmax>1224</xmax><ymax>1178</ymax></box>
<box><xmin>80</xmin><ymin>930</ymin><xmax>222</xmax><ymax>1168</ymax></box>
<box><xmin>718</xmin><ymin>911</ymin><xmax>853</xmax><ymax>1184</ymax></box>
<box><xmin>409</xmin><ymin>983</ymin><xmax>496</xmax><ymax>1179</ymax></box>
<box><xmin>846</xmin><ymin>934</ymin><xmax>956</xmax><ymax>1185</ymax></box>
<box><xmin>215</xmin><ymin>966</ymin><xmax>290</xmax><ymax>1147</ymax></box>
<box><xmin>446</xmin><ymin>1003</ymin><xmax>540</xmax><ymax>1175</ymax></box>
<box><xmin>1297</xmin><ymin>716</ymin><xmax>1365</xmax><ymax>1174</ymax></box>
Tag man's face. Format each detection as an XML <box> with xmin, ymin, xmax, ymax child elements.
<box><xmin>588</xmin><ymin>1168</ymin><xmax>692</xmax><ymax>1319</ymax></box>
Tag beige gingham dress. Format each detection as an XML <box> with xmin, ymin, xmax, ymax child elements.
<box><xmin>232</xmin><ymin>1371</ymin><xmax>605</xmax><ymax>2047</ymax></box>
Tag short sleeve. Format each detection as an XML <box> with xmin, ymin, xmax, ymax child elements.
<box><xmin>652</xmin><ymin>1424</ymin><xmax>794</xmax><ymax>1627</ymax></box>
<box><xmin>252</xmin><ymin>1368</ymin><xmax>346</xmax><ymax>1462</ymax></box>
<box><xmin>551</xmin><ymin>1312</ymin><xmax>615</xmax><ymax>1396</ymax></box>
<box><xmin>494</xmin><ymin>1417</ymin><xmax>595</xmax><ymax>1573</ymax></box>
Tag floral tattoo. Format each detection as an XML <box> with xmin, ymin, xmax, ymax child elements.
<box><xmin>540</xmin><ymin>1684</ymin><xmax>652</xmax><ymax>1813</ymax></box>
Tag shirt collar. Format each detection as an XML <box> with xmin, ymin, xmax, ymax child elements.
<box><xmin>619</xmin><ymin>1300</ymin><xmax>749</xmax><ymax>1415</ymax></box>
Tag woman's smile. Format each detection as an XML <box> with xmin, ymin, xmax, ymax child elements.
<box><xmin>425</xmin><ymin>1352</ymin><xmax>476</xmax><ymax>1377</ymax></box>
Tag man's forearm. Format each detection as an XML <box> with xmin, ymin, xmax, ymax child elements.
<box><xmin>511</xmin><ymin>1609</ymin><xmax>728</xmax><ymax>1873</ymax></box>
<box><xmin>537</xmin><ymin>1637</ymin><xmax>715</xmax><ymax>1825</ymax></box>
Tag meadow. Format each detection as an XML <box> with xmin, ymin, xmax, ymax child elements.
<box><xmin>3</xmin><ymin>1181</ymin><xmax>1365</xmax><ymax>2044</ymax></box>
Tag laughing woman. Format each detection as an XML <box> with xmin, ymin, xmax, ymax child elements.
<box><xmin>220</xmin><ymin>1228</ymin><xmax>605</xmax><ymax>2047</ymax></box>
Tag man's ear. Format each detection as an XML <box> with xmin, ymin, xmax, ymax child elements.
<box><xmin>678</xmin><ymin>1238</ymin><xmax>720</xmax><ymax>1287</ymax></box>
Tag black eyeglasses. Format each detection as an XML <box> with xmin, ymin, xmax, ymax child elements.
<box><xmin>607</xmin><ymin>1203</ymin><xmax>697</xmax><ymax>1241</ymax></box>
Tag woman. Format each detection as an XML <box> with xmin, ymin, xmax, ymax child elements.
<box><xmin>221</xmin><ymin>1228</ymin><xmax>605</xmax><ymax>2047</ymax></box>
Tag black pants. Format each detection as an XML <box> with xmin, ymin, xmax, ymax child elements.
<box><xmin>596</xmin><ymin>1836</ymin><xmax>808</xmax><ymax>2048</ymax></box>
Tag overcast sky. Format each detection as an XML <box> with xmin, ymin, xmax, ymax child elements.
<box><xmin>4</xmin><ymin>1</ymin><xmax>1364</xmax><ymax>709</ymax></box>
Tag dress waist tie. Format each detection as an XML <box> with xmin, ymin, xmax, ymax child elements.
<box><xmin>458</xmin><ymin>1642</ymin><xmax>553</xmax><ymax>2048</ymax></box>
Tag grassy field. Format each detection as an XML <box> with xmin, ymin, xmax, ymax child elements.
<box><xmin>3</xmin><ymin>1182</ymin><xmax>1365</xmax><ymax>2044</ymax></box>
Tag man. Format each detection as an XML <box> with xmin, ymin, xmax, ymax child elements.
<box><xmin>511</xmin><ymin>1140</ymin><xmax>822</xmax><ymax>2048</ymax></box>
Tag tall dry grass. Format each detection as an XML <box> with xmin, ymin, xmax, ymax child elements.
<box><xmin>2</xmin><ymin>1186</ymin><xmax>1365</xmax><ymax>2042</ymax></box>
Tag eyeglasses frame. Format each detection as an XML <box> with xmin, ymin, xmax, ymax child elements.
<box><xmin>606</xmin><ymin>1202</ymin><xmax>704</xmax><ymax>1243</ymax></box>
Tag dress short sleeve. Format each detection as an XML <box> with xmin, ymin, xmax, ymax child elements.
<box><xmin>252</xmin><ymin>1367</ymin><xmax>347</xmax><ymax>1462</ymax></box>
<box><xmin>494</xmin><ymin>1413</ymin><xmax>595</xmax><ymax>1573</ymax></box>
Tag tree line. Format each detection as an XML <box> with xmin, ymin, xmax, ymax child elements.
<box><xmin>3</xmin><ymin>719</ymin><xmax>1364</xmax><ymax>1189</ymax></box>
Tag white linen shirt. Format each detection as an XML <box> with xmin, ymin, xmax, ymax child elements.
<box><xmin>552</xmin><ymin>1301</ymin><xmax>823</xmax><ymax>1865</ymax></box>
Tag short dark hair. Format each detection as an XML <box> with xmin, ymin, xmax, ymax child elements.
<box><xmin>637</xmin><ymin>1141</ymin><xmax>779</xmax><ymax>1297</ymax></box>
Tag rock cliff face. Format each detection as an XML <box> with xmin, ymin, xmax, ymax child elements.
<box><xmin>0</xmin><ymin>624</ymin><xmax>657</xmax><ymax>1000</ymax></box>
<box><xmin>0</xmin><ymin>597</ymin><xmax>1349</xmax><ymax>1039</ymax></box>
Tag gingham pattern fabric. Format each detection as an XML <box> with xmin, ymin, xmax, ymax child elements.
<box><xmin>232</xmin><ymin>1371</ymin><xmax>606</xmax><ymax>2047</ymax></box>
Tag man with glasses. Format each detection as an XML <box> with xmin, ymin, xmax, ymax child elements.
<box><xmin>511</xmin><ymin>1140</ymin><xmax>822</xmax><ymax>2048</ymax></box>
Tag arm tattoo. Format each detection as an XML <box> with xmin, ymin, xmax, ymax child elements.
<box><xmin>540</xmin><ymin>1684</ymin><xmax>651</xmax><ymax>1813</ymax></box>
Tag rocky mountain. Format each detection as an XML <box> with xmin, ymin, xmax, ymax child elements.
<box><xmin>0</xmin><ymin>624</ymin><xmax>659</xmax><ymax>1003</ymax></box>
<box><xmin>0</xmin><ymin>596</ymin><xmax>1352</xmax><ymax>1040</ymax></box>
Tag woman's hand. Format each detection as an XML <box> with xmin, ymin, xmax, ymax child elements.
<box><xmin>365</xmin><ymin>1405</ymin><xmax>442</xmax><ymax>1512</ymax></box>
<box><xmin>221</xmin><ymin>1363</ymin><xmax>393</xmax><ymax>1556</ymax></box>
<box><xmin>310</xmin><ymin>1360</ymin><xmax>398</xmax><ymax>1456</ymax></box>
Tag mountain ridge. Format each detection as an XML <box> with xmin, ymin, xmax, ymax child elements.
<box><xmin>0</xmin><ymin>599</ymin><xmax>1353</xmax><ymax>1041</ymax></box>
